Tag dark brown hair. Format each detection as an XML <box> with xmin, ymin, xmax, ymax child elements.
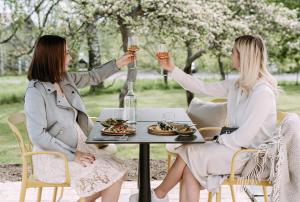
<box><xmin>27</xmin><ymin>35</ymin><xmax>66</xmax><ymax>83</ymax></box>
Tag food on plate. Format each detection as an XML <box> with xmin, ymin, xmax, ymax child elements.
<box><xmin>100</xmin><ymin>118</ymin><xmax>135</xmax><ymax>135</ymax></box>
<box><xmin>103</xmin><ymin>124</ymin><xmax>135</xmax><ymax>133</ymax></box>
<box><xmin>156</xmin><ymin>121</ymin><xmax>175</xmax><ymax>131</ymax></box>
<box><xmin>148</xmin><ymin>121</ymin><xmax>196</xmax><ymax>136</ymax></box>
<box><xmin>175</xmin><ymin>124</ymin><xmax>196</xmax><ymax>136</ymax></box>
<box><xmin>100</xmin><ymin>118</ymin><xmax>127</xmax><ymax>127</ymax></box>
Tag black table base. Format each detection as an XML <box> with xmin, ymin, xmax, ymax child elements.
<box><xmin>139</xmin><ymin>143</ymin><xmax>151</xmax><ymax>202</ymax></box>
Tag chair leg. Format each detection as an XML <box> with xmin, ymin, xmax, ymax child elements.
<box><xmin>262</xmin><ymin>186</ymin><xmax>269</xmax><ymax>202</ymax></box>
<box><xmin>216</xmin><ymin>186</ymin><xmax>221</xmax><ymax>202</ymax></box>
<box><xmin>216</xmin><ymin>192</ymin><xmax>221</xmax><ymax>202</ymax></box>
<box><xmin>37</xmin><ymin>187</ymin><xmax>43</xmax><ymax>202</ymax></box>
<box><xmin>57</xmin><ymin>187</ymin><xmax>64</xmax><ymax>201</ymax></box>
<box><xmin>167</xmin><ymin>153</ymin><xmax>172</xmax><ymax>170</ymax></box>
<box><xmin>19</xmin><ymin>181</ymin><xmax>27</xmax><ymax>202</ymax></box>
<box><xmin>229</xmin><ymin>185</ymin><xmax>236</xmax><ymax>202</ymax></box>
<box><xmin>208</xmin><ymin>192</ymin><xmax>213</xmax><ymax>202</ymax></box>
<box><xmin>52</xmin><ymin>187</ymin><xmax>58</xmax><ymax>202</ymax></box>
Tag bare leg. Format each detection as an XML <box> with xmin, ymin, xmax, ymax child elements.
<box><xmin>101</xmin><ymin>175</ymin><xmax>125</xmax><ymax>202</ymax></box>
<box><xmin>180</xmin><ymin>166</ymin><xmax>202</xmax><ymax>202</ymax></box>
<box><xmin>78</xmin><ymin>175</ymin><xmax>125</xmax><ymax>202</ymax></box>
<box><xmin>77</xmin><ymin>192</ymin><xmax>100</xmax><ymax>202</ymax></box>
<box><xmin>154</xmin><ymin>155</ymin><xmax>187</xmax><ymax>198</ymax></box>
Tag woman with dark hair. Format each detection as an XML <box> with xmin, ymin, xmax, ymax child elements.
<box><xmin>25</xmin><ymin>35</ymin><xmax>134</xmax><ymax>202</ymax></box>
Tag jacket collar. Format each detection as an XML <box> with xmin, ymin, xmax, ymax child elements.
<box><xmin>28</xmin><ymin>80</ymin><xmax>56</xmax><ymax>94</ymax></box>
<box><xmin>29</xmin><ymin>79</ymin><xmax>73</xmax><ymax>94</ymax></box>
<box><xmin>41</xmin><ymin>82</ymin><xmax>56</xmax><ymax>94</ymax></box>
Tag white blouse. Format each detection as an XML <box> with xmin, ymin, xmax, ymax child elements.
<box><xmin>171</xmin><ymin>67</ymin><xmax>277</xmax><ymax>150</ymax></box>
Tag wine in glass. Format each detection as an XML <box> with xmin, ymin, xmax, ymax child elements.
<box><xmin>128</xmin><ymin>36</ymin><xmax>139</xmax><ymax>69</ymax></box>
<box><xmin>156</xmin><ymin>43</ymin><xmax>169</xmax><ymax>76</ymax></box>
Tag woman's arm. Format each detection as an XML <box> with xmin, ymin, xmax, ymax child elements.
<box><xmin>170</xmin><ymin>67</ymin><xmax>230</xmax><ymax>97</ymax></box>
<box><xmin>69</xmin><ymin>60</ymin><xmax>119</xmax><ymax>89</ymax></box>
<box><xmin>25</xmin><ymin>87</ymin><xmax>76</xmax><ymax>160</ymax></box>
<box><xmin>156</xmin><ymin>53</ymin><xmax>230</xmax><ymax>97</ymax></box>
<box><xmin>218</xmin><ymin>86</ymin><xmax>276</xmax><ymax>149</ymax></box>
<box><xmin>69</xmin><ymin>53</ymin><xmax>135</xmax><ymax>89</ymax></box>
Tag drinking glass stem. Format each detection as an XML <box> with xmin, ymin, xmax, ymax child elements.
<box><xmin>131</xmin><ymin>57</ymin><xmax>137</xmax><ymax>70</ymax></box>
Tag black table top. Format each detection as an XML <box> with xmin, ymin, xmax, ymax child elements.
<box><xmin>86</xmin><ymin>108</ymin><xmax>205</xmax><ymax>144</ymax></box>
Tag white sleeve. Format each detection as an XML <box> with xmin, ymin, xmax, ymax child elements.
<box><xmin>218</xmin><ymin>86</ymin><xmax>275</xmax><ymax>149</ymax></box>
<box><xmin>170</xmin><ymin>67</ymin><xmax>230</xmax><ymax>97</ymax></box>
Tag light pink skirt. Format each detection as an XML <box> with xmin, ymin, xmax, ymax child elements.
<box><xmin>32</xmin><ymin>124</ymin><xmax>127</xmax><ymax>197</ymax></box>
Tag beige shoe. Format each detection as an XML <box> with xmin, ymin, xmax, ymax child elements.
<box><xmin>129</xmin><ymin>189</ymin><xmax>169</xmax><ymax>202</ymax></box>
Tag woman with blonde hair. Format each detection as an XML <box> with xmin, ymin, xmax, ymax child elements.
<box><xmin>130</xmin><ymin>35</ymin><xmax>278</xmax><ymax>202</ymax></box>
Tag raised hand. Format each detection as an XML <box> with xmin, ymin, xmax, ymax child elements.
<box><xmin>116</xmin><ymin>52</ymin><xmax>136</xmax><ymax>68</ymax></box>
<box><xmin>156</xmin><ymin>52</ymin><xmax>175</xmax><ymax>72</ymax></box>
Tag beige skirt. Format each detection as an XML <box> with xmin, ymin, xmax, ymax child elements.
<box><xmin>32</xmin><ymin>124</ymin><xmax>127</xmax><ymax>197</ymax></box>
<box><xmin>176</xmin><ymin>142</ymin><xmax>249</xmax><ymax>192</ymax></box>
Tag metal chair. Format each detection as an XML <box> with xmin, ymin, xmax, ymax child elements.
<box><xmin>7</xmin><ymin>112</ymin><xmax>85</xmax><ymax>202</ymax></box>
<box><xmin>205</xmin><ymin>110</ymin><xmax>287</xmax><ymax>202</ymax></box>
<box><xmin>165</xmin><ymin>98</ymin><xmax>286</xmax><ymax>202</ymax></box>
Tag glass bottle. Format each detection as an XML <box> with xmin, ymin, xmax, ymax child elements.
<box><xmin>124</xmin><ymin>81</ymin><xmax>137</xmax><ymax>123</ymax></box>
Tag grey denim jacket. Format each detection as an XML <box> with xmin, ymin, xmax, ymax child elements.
<box><xmin>24</xmin><ymin>60</ymin><xmax>119</xmax><ymax>160</ymax></box>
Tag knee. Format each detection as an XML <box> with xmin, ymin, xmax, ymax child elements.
<box><xmin>175</xmin><ymin>155</ymin><xmax>186</xmax><ymax>166</ymax></box>
<box><xmin>182</xmin><ymin>166</ymin><xmax>190</xmax><ymax>180</ymax></box>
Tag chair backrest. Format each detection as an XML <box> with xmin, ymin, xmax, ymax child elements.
<box><xmin>187</xmin><ymin>98</ymin><xmax>227</xmax><ymax>128</ymax></box>
<box><xmin>210</xmin><ymin>98</ymin><xmax>227</xmax><ymax>103</ymax></box>
<box><xmin>277</xmin><ymin>111</ymin><xmax>287</xmax><ymax>126</ymax></box>
<box><xmin>7</xmin><ymin>113</ymin><xmax>32</xmax><ymax>155</ymax></box>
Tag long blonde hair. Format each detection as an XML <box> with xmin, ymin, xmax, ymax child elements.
<box><xmin>234</xmin><ymin>35</ymin><xmax>278</xmax><ymax>95</ymax></box>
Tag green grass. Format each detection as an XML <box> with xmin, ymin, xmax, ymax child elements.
<box><xmin>0</xmin><ymin>88</ymin><xmax>188</xmax><ymax>164</ymax></box>
<box><xmin>0</xmin><ymin>76</ymin><xmax>27</xmax><ymax>104</ymax></box>
<box><xmin>0</xmin><ymin>77</ymin><xmax>299</xmax><ymax>164</ymax></box>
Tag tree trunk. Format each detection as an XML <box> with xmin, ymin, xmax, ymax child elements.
<box><xmin>183</xmin><ymin>42</ymin><xmax>194</xmax><ymax>106</ymax></box>
<box><xmin>118</xmin><ymin>17</ymin><xmax>137</xmax><ymax>108</ymax></box>
<box><xmin>163</xmin><ymin>69</ymin><xmax>168</xmax><ymax>86</ymax></box>
<box><xmin>217</xmin><ymin>54</ymin><xmax>226</xmax><ymax>80</ymax></box>
<box><xmin>0</xmin><ymin>46</ymin><xmax>4</xmax><ymax>76</ymax></box>
<box><xmin>86</xmin><ymin>22</ymin><xmax>103</xmax><ymax>93</ymax></box>
<box><xmin>295</xmin><ymin>59</ymin><xmax>299</xmax><ymax>86</ymax></box>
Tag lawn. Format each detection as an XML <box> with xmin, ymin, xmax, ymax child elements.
<box><xmin>0</xmin><ymin>76</ymin><xmax>299</xmax><ymax>164</ymax></box>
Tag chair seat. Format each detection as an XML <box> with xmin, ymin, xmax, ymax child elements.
<box><xmin>27</xmin><ymin>175</ymin><xmax>70</xmax><ymax>188</ymax></box>
<box><xmin>223</xmin><ymin>177</ymin><xmax>272</xmax><ymax>186</ymax></box>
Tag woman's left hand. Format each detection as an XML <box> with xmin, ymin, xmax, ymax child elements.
<box><xmin>116</xmin><ymin>52</ymin><xmax>136</xmax><ymax>68</ymax></box>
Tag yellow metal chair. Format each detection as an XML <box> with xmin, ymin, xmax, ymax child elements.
<box><xmin>7</xmin><ymin>113</ymin><xmax>85</xmax><ymax>202</ymax></box>
<box><xmin>166</xmin><ymin>98</ymin><xmax>227</xmax><ymax>170</ymax></box>
<box><xmin>165</xmin><ymin>98</ymin><xmax>286</xmax><ymax>202</ymax></box>
<box><xmin>205</xmin><ymin>111</ymin><xmax>287</xmax><ymax>202</ymax></box>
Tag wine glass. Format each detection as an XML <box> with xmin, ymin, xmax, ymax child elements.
<box><xmin>113</xmin><ymin>108</ymin><xmax>123</xmax><ymax>121</ymax></box>
<box><xmin>156</xmin><ymin>43</ymin><xmax>169</xmax><ymax>76</ymax></box>
<box><xmin>162</xmin><ymin>112</ymin><xmax>175</xmax><ymax>123</ymax></box>
<box><xmin>128</xmin><ymin>36</ymin><xmax>139</xmax><ymax>69</ymax></box>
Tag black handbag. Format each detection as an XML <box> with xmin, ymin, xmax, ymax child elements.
<box><xmin>212</xmin><ymin>126</ymin><xmax>238</xmax><ymax>141</ymax></box>
<box><xmin>220</xmin><ymin>126</ymin><xmax>238</xmax><ymax>135</ymax></box>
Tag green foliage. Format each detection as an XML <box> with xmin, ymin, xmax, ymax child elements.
<box><xmin>0</xmin><ymin>79</ymin><xmax>299</xmax><ymax>163</ymax></box>
<box><xmin>73</xmin><ymin>79</ymin><xmax>182</xmax><ymax>96</ymax></box>
<box><xmin>1</xmin><ymin>0</ymin><xmax>299</xmax><ymax>77</ymax></box>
